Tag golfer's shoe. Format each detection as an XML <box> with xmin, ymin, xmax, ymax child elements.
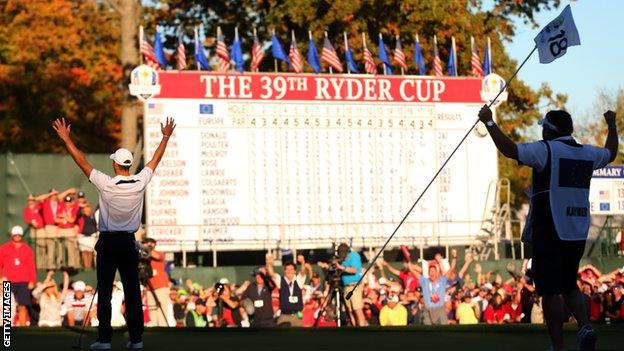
<box><xmin>126</xmin><ymin>340</ymin><xmax>144</xmax><ymax>349</ymax></box>
<box><xmin>577</xmin><ymin>324</ymin><xmax>597</xmax><ymax>351</ymax></box>
<box><xmin>89</xmin><ymin>341</ymin><xmax>112</xmax><ymax>350</ymax></box>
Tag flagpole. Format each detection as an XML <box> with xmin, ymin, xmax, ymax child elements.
<box><xmin>139</xmin><ymin>26</ymin><xmax>144</xmax><ymax>65</ymax></box>
<box><xmin>397</xmin><ymin>35</ymin><xmax>404</xmax><ymax>76</ymax></box>
<box><xmin>487</xmin><ymin>36</ymin><xmax>492</xmax><ymax>72</ymax></box>
<box><xmin>344</xmin><ymin>32</ymin><xmax>350</xmax><ymax>74</ymax></box>
<box><xmin>324</xmin><ymin>31</ymin><xmax>333</xmax><ymax>74</ymax></box>
<box><xmin>452</xmin><ymin>36</ymin><xmax>457</xmax><ymax>76</ymax></box>
<box><xmin>346</xmin><ymin>44</ymin><xmax>539</xmax><ymax>301</ymax></box>
<box><xmin>379</xmin><ymin>33</ymin><xmax>386</xmax><ymax>75</ymax></box>
<box><xmin>253</xmin><ymin>27</ymin><xmax>259</xmax><ymax>72</ymax></box>
<box><xmin>433</xmin><ymin>34</ymin><xmax>438</xmax><ymax>76</ymax></box>
<box><xmin>194</xmin><ymin>27</ymin><xmax>200</xmax><ymax>71</ymax></box>
<box><xmin>273</xmin><ymin>29</ymin><xmax>278</xmax><ymax>73</ymax></box>
<box><xmin>291</xmin><ymin>30</ymin><xmax>296</xmax><ymax>73</ymax></box>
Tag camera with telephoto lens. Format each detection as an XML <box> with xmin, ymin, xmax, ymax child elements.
<box><xmin>137</xmin><ymin>243</ymin><xmax>154</xmax><ymax>285</ymax></box>
<box><xmin>325</xmin><ymin>256</ymin><xmax>343</xmax><ymax>286</ymax></box>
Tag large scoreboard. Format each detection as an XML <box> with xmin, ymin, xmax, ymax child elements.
<box><xmin>143</xmin><ymin>72</ymin><xmax>498</xmax><ymax>252</ymax></box>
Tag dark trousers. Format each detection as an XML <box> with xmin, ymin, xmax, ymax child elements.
<box><xmin>95</xmin><ymin>233</ymin><xmax>144</xmax><ymax>343</ymax></box>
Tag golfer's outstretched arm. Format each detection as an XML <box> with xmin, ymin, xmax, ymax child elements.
<box><xmin>52</xmin><ymin>118</ymin><xmax>93</xmax><ymax>177</ymax></box>
<box><xmin>603</xmin><ymin>110</ymin><xmax>618</xmax><ymax>163</ymax></box>
<box><xmin>145</xmin><ymin>117</ymin><xmax>176</xmax><ymax>172</ymax></box>
<box><xmin>478</xmin><ymin>105</ymin><xmax>518</xmax><ymax>160</ymax></box>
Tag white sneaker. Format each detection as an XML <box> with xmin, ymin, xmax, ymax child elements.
<box><xmin>126</xmin><ymin>341</ymin><xmax>144</xmax><ymax>349</ymax></box>
<box><xmin>89</xmin><ymin>341</ymin><xmax>112</xmax><ymax>350</ymax></box>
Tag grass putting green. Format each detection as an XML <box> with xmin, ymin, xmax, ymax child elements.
<box><xmin>9</xmin><ymin>323</ymin><xmax>624</xmax><ymax>351</ymax></box>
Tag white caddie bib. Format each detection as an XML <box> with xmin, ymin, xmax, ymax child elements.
<box><xmin>547</xmin><ymin>140</ymin><xmax>601</xmax><ymax>241</ymax></box>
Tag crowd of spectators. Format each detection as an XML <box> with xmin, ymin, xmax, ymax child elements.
<box><xmin>1</xmin><ymin>232</ymin><xmax>623</xmax><ymax>328</ymax></box>
<box><xmin>21</xmin><ymin>188</ymin><xmax>98</xmax><ymax>270</ymax></box>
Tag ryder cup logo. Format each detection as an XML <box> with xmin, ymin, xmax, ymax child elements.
<box><xmin>480</xmin><ymin>73</ymin><xmax>508</xmax><ymax>107</ymax></box>
<box><xmin>129</xmin><ymin>64</ymin><xmax>161</xmax><ymax>102</ymax></box>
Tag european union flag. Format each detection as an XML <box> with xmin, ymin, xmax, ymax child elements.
<box><xmin>272</xmin><ymin>33</ymin><xmax>291</xmax><ymax>66</ymax></box>
<box><xmin>377</xmin><ymin>35</ymin><xmax>392</xmax><ymax>75</ymax></box>
<box><xmin>154</xmin><ymin>32</ymin><xmax>167</xmax><ymax>67</ymax></box>
<box><xmin>414</xmin><ymin>38</ymin><xmax>426</xmax><ymax>75</ymax></box>
<box><xmin>194</xmin><ymin>30</ymin><xmax>211</xmax><ymax>70</ymax></box>
<box><xmin>345</xmin><ymin>46</ymin><xmax>359</xmax><ymax>73</ymax></box>
<box><xmin>231</xmin><ymin>33</ymin><xmax>244</xmax><ymax>72</ymax></box>
<box><xmin>307</xmin><ymin>38</ymin><xmax>321</xmax><ymax>73</ymax></box>
<box><xmin>199</xmin><ymin>104</ymin><xmax>213</xmax><ymax>114</ymax></box>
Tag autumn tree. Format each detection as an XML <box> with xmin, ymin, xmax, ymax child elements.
<box><xmin>0</xmin><ymin>0</ymin><xmax>122</xmax><ymax>152</ymax></box>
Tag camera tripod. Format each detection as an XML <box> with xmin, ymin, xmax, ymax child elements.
<box><xmin>142</xmin><ymin>277</ymin><xmax>170</xmax><ymax>326</ymax></box>
<box><xmin>313</xmin><ymin>280</ymin><xmax>353</xmax><ymax>327</ymax></box>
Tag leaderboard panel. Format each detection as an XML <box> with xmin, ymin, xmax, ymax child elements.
<box><xmin>143</xmin><ymin>72</ymin><xmax>497</xmax><ymax>251</ymax></box>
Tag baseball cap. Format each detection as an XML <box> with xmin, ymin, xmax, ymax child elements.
<box><xmin>10</xmin><ymin>226</ymin><xmax>23</xmax><ymax>236</ymax></box>
<box><xmin>219</xmin><ymin>278</ymin><xmax>230</xmax><ymax>285</ymax></box>
<box><xmin>538</xmin><ymin>110</ymin><xmax>573</xmax><ymax>135</ymax></box>
<box><xmin>77</xmin><ymin>191</ymin><xmax>85</xmax><ymax>198</ymax></box>
<box><xmin>109</xmin><ymin>148</ymin><xmax>133</xmax><ymax>166</ymax></box>
<box><xmin>64</xmin><ymin>195</ymin><xmax>73</xmax><ymax>202</ymax></box>
<box><xmin>195</xmin><ymin>299</ymin><xmax>206</xmax><ymax>306</ymax></box>
<box><xmin>73</xmin><ymin>281</ymin><xmax>86</xmax><ymax>292</ymax></box>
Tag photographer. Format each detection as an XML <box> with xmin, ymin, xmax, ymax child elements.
<box><xmin>241</xmin><ymin>267</ymin><xmax>276</xmax><ymax>327</ymax></box>
<box><xmin>336</xmin><ymin>243</ymin><xmax>367</xmax><ymax>326</ymax></box>
<box><xmin>266</xmin><ymin>253</ymin><xmax>306</xmax><ymax>326</ymax></box>
<box><xmin>142</xmin><ymin>238</ymin><xmax>173</xmax><ymax>327</ymax></box>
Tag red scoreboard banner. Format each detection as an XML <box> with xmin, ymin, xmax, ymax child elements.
<box><xmin>155</xmin><ymin>72</ymin><xmax>484</xmax><ymax>103</ymax></box>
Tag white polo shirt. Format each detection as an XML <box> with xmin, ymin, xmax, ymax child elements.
<box><xmin>89</xmin><ymin>167</ymin><xmax>154</xmax><ymax>233</ymax></box>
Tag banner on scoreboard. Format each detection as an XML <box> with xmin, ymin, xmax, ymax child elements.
<box><xmin>590</xmin><ymin>165</ymin><xmax>624</xmax><ymax>215</ymax></box>
<box><xmin>144</xmin><ymin>72</ymin><xmax>499</xmax><ymax>252</ymax></box>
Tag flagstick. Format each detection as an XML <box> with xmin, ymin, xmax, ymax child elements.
<box><xmin>346</xmin><ymin>44</ymin><xmax>539</xmax><ymax>301</ymax></box>
<box><xmin>273</xmin><ymin>28</ymin><xmax>278</xmax><ymax>73</ymax></box>
<box><xmin>343</xmin><ymin>32</ymin><xmax>350</xmax><ymax>74</ymax></box>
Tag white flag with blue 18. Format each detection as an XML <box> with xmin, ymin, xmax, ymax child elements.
<box><xmin>533</xmin><ymin>4</ymin><xmax>580</xmax><ymax>64</ymax></box>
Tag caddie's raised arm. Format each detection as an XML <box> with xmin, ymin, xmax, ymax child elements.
<box><xmin>478</xmin><ymin>105</ymin><xmax>518</xmax><ymax>160</ymax></box>
<box><xmin>603</xmin><ymin>110</ymin><xmax>618</xmax><ymax>162</ymax></box>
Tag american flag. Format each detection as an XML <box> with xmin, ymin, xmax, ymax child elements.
<box><xmin>470</xmin><ymin>36</ymin><xmax>483</xmax><ymax>77</ymax></box>
<box><xmin>216</xmin><ymin>27</ymin><xmax>230</xmax><ymax>72</ymax></box>
<box><xmin>141</xmin><ymin>38</ymin><xmax>159</xmax><ymax>69</ymax></box>
<box><xmin>289</xmin><ymin>33</ymin><xmax>303</xmax><ymax>73</ymax></box>
<box><xmin>176</xmin><ymin>37</ymin><xmax>187</xmax><ymax>70</ymax></box>
<box><xmin>393</xmin><ymin>36</ymin><xmax>407</xmax><ymax>71</ymax></box>
<box><xmin>321</xmin><ymin>36</ymin><xmax>343</xmax><ymax>73</ymax></box>
<box><xmin>432</xmin><ymin>36</ymin><xmax>443</xmax><ymax>77</ymax></box>
<box><xmin>250</xmin><ymin>30</ymin><xmax>264</xmax><ymax>71</ymax></box>
<box><xmin>362</xmin><ymin>36</ymin><xmax>376</xmax><ymax>74</ymax></box>
<box><xmin>599</xmin><ymin>190</ymin><xmax>610</xmax><ymax>200</ymax></box>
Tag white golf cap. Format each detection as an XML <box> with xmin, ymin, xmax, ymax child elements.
<box><xmin>10</xmin><ymin>226</ymin><xmax>23</xmax><ymax>236</ymax></box>
<box><xmin>73</xmin><ymin>281</ymin><xmax>86</xmax><ymax>292</ymax></box>
<box><xmin>219</xmin><ymin>278</ymin><xmax>230</xmax><ymax>285</ymax></box>
<box><xmin>109</xmin><ymin>148</ymin><xmax>133</xmax><ymax>166</ymax></box>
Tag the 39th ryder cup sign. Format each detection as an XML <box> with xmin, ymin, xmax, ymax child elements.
<box><xmin>143</xmin><ymin>72</ymin><xmax>500</xmax><ymax>252</ymax></box>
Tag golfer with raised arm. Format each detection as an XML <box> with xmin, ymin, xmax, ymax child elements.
<box><xmin>53</xmin><ymin>117</ymin><xmax>175</xmax><ymax>350</ymax></box>
<box><xmin>478</xmin><ymin>106</ymin><xmax>618</xmax><ymax>351</ymax></box>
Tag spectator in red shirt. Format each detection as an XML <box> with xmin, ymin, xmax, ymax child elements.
<box><xmin>504</xmin><ymin>290</ymin><xmax>523</xmax><ymax>323</ymax></box>
<box><xmin>484</xmin><ymin>294</ymin><xmax>507</xmax><ymax>324</ymax></box>
<box><xmin>22</xmin><ymin>193</ymin><xmax>50</xmax><ymax>269</ymax></box>
<box><xmin>0</xmin><ymin>226</ymin><xmax>36</xmax><ymax>326</ymax></box>
<box><xmin>57</xmin><ymin>195</ymin><xmax>80</xmax><ymax>269</ymax></box>
<box><xmin>142</xmin><ymin>238</ymin><xmax>173</xmax><ymax>327</ymax></box>
<box><xmin>41</xmin><ymin>188</ymin><xmax>75</xmax><ymax>269</ymax></box>
<box><xmin>377</xmin><ymin>259</ymin><xmax>420</xmax><ymax>293</ymax></box>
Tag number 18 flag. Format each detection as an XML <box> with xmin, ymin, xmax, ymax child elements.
<box><xmin>534</xmin><ymin>4</ymin><xmax>580</xmax><ymax>64</ymax></box>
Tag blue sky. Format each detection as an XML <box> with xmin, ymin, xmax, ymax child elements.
<box><xmin>498</xmin><ymin>0</ymin><xmax>623</xmax><ymax>118</ymax></box>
